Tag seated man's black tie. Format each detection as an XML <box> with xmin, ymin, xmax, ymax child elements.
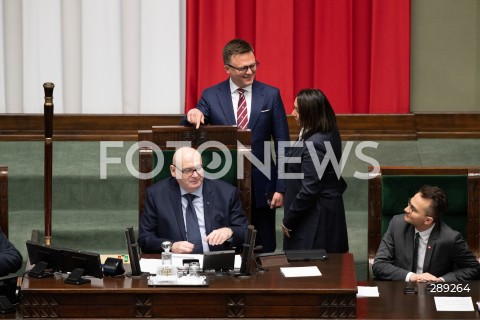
<box><xmin>184</xmin><ymin>194</ymin><xmax>203</xmax><ymax>253</ymax></box>
<box><xmin>412</xmin><ymin>232</ymin><xmax>419</xmax><ymax>272</ymax></box>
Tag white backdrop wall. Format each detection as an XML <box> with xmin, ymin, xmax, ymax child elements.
<box><xmin>0</xmin><ymin>0</ymin><xmax>186</xmax><ymax>114</ymax></box>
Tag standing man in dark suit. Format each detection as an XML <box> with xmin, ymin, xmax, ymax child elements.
<box><xmin>139</xmin><ymin>147</ymin><xmax>248</xmax><ymax>254</ymax></box>
<box><xmin>184</xmin><ymin>39</ymin><xmax>290</xmax><ymax>252</ymax></box>
<box><xmin>0</xmin><ymin>228</ymin><xmax>22</xmax><ymax>276</ymax></box>
<box><xmin>373</xmin><ymin>185</ymin><xmax>480</xmax><ymax>282</ymax></box>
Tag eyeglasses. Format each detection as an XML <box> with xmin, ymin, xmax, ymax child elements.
<box><xmin>173</xmin><ymin>164</ymin><xmax>204</xmax><ymax>176</ymax></box>
<box><xmin>407</xmin><ymin>198</ymin><xmax>431</xmax><ymax>218</ymax></box>
<box><xmin>226</xmin><ymin>61</ymin><xmax>259</xmax><ymax>74</ymax></box>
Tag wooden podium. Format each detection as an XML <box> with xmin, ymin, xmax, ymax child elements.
<box><xmin>21</xmin><ymin>253</ymin><xmax>357</xmax><ymax>319</ymax></box>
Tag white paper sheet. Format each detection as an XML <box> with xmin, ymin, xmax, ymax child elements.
<box><xmin>280</xmin><ymin>266</ymin><xmax>321</xmax><ymax>277</ymax></box>
<box><xmin>434</xmin><ymin>296</ymin><xmax>474</xmax><ymax>312</ymax></box>
<box><xmin>357</xmin><ymin>286</ymin><xmax>380</xmax><ymax>297</ymax></box>
<box><xmin>140</xmin><ymin>258</ymin><xmax>163</xmax><ymax>274</ymax></box>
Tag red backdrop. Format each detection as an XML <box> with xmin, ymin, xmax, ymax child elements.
<box><xmin>185</xmin><ymin>0</ymin><xmax>410</xmax><ymax>114</ymax></box>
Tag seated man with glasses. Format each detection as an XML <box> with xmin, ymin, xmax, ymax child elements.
<box><xmin>139</xmin><ymin>147</ymin><xmax>248</xmax><ymax>254</ymax></box>
<box><xmin>373</xmin><ymin>185</ymin><xmax>480</xmax><ymax>282</ymax></box>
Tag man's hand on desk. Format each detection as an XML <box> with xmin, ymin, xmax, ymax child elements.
<box><xmin>206</xmin><ymin>227</ymin><xmax>233</xmax><ymax>246</ymax></box>
<box><xmin>172</xmin><ymin>241</ymin><xmax>195</xmax><ymax>254</ymax></box>
<box><xmin>171</xmin><ymin>227</ymin><xmax>233</xmax><ymax>253</ymax></box>
<box><xmin>409</xmin><ymin>272</ymin><xmax>442</xmax><ymax>282</ymax></box>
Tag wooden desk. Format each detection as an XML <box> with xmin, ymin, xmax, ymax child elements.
<box><xmin>20</xmin><ymin>253</ymin><xmax>357</xmax><ymax>319</ymax></box>
<box><xmin>357</xmin><ymin>281</ymin><xmax>480</xmax><ymax>319</ymax></box>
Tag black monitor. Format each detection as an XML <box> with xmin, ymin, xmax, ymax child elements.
<box><xmin>203</xmin><ymin>250</ymin><xmax>235</xmax><ymax>273</ymax></box>
<box><xmin>61</xmin><ymin>248</ymin><xmax>103</xmax><ymax>285</ymax></box>
<box><xmin>124</xmin><ymin>226</ymin><xmax>148</xmax><ymax>278</ymax></box>
<box><xmin>25</xmin><ymin>240</ymin><xmax>63</xmax><ymax>278</ymax></box>
<box><xmin>0</xmin><ymin>275</ymin><xmax>19</xmax><ymax>314</ymax></box>
<box><xmin>284</xmin><ymin>249</ymin><xmax>328</xmax><ymax>262</ymax></box>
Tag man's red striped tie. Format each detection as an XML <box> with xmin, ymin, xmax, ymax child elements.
<box><xmin>237</xmin><ymin>88</ymin><xmax>248</xmax><ymax>129</ymax></box>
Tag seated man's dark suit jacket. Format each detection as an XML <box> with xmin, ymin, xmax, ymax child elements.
<box><xmin>373</xmin><ymin>214</ymin><xmax>480</xmax><ymax>281</ymax></box>
<box><xmin>0</xmin><ymin>228</ymin><xmax>22</xmax><ymax>276</ymax></box>
<box><xmin>138</xmin><ymin>177</ymin><xmax>248</xmax><ymax>253</ymax></box>
<box><xmin>181</xmin><ymin>79</ymin><xmax>290</xmax><ymax>208</ymax></box>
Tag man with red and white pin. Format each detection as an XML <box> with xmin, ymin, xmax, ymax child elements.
<box><xmin>373</xmin><ymin>185</ymin><xmax>480</xmax><ymax>282</ymax></box>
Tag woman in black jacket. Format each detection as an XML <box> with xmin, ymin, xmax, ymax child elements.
<box><xmin>282</xmin><ymin>89</ymin><xmax>349</xmax><ymax>253</ymax></box>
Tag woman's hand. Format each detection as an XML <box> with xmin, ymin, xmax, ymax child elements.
<box><xmin>281</xmin><ymin>223</ymin><xmax>292</xmax><ymax>238</ymax></box>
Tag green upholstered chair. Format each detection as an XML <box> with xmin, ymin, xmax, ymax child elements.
<box><xmin>367</xmin><ymin>166</ymin><xmax>480</xmax><ymax>280</ymax></box>
<box><xmin>0</xmin><ymin>165</ymin><xmax>8</xmax><ymax>238</ymax></box>
<box><xmin>138</xmin><ymin>126</ymin><xmax>252</xmax><ymax>224</ymax></box>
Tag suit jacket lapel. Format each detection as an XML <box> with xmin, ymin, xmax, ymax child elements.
<box><xmin>169</xmin><ymin>178</ymin><xmax>187</xmax><ymax>240</ymax></box>
<box><xmin>202</xmin><ymin>180</ymin><xmax>214</xmax><ymax>235</ymax></box>
<box><xmin>217</xmin><ymin>80</ymin><xmax>236</xmax><ymax>125</ymax></box>
<box><xmin>287</xmin><ymin>138</ymin><xmax>304</xmax><ymax>158</ymax></box>
<box><xmin>423</xmin><ymin>224</ymin><xmax>439</xmax><ymax>272</ymax></box>
<box><xmin>248</xmin><ymin>81</ymin><xmax>264</xmax><ymax>130</ymax></box>
<box><xmin>285</xmin><ymin>139</ymin><xmax>304</xmax><ymax>172</ymax></box>
<box><xmin>406</xmin><ymin>226</ymin><xmax>415</xmax><ymax>269</ymax></box>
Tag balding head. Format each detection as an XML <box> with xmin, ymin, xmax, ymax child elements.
<box><xmin>170</xmin><ymin>147</ymin><xmax>204</xmax><ymax>193</ymax></box>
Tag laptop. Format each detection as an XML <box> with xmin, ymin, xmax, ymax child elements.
<box><xmin>284</xmin><ymin>249</ymin><xmax>328</xmax><ymax>262</ymax></box>
<box><xmin>202</xmin><ymin>250</ymin><xmax>235</xmax><ymax>272</ymax></box>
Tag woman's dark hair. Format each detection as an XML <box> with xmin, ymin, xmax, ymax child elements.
<box><xmin>419</xmin><ymin>185</ymin><xmax>448</xmax><ymax>221</ymax></box>
<box><xmin>296</xmin><ymin>88</ymin><xmax>337</xmax><ymax>139</ymax></box>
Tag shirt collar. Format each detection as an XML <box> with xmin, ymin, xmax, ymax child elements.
<box><xmin>229</xmin><ymin>78</ymin><xmax>252</xmax><ymax>94</ymax></box>
<box><xmin>179</xmin><ymin>185</ymin><xmax>203</xmax><ymax>198</ymax></box>
<box><xmin>416</xmin><ymin>223</ymin><xmax>435</xmax><ymax>240</ymax></box>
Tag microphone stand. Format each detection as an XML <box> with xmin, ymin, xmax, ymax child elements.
<box><xmin>43</xmin><ymin>82</ymin><xmax>54</xmax><ymax>245</ymax></box>
<box><xmin>237</xmin><ymin>225</ymin><xmax>257</xmax><ymax>278</ymax></box>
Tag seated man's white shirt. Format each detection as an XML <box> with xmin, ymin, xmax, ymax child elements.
<box><xmin>406</xmin><ymin>224</ymin><xmax>435</xmax><ymax>282</ymax></box>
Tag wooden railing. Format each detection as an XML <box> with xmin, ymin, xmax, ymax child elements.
<box><xmin>0</xmin><ymin>113</ymin><xmax>479</xmax><ymax>141</ymax></box>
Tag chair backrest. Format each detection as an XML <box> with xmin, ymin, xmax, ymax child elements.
<box><xmin>368</xmin><ymin>166</ymin><xmax>480</xmax><ymax>279</ymax></box>
<box><xmin>0</xmin><ymin>165</ymin><xmax>8</xmax><ymax>238</ymax></box>
<box><xmin>138</xmin><ymin>126</ymin><xmax>252</xmax><ymax>224</ymax></box>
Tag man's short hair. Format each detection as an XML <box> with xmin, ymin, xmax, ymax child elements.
<box><xmin>419</xmin><ymin>185</ymin><xmax>448</xmax><ymax>220</ymax></box>
<box><xmin>223</xmin><ymin>39</ymin><xmax>254</xmax><ymax>64</ymax></box>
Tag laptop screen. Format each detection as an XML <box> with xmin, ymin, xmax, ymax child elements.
<box><xmin>202</xmin><ymin>250</ymin><xmax>235</xmax><ymax>271</ymax></box>
<box><xmin>284</xmin><ymin>249</ymin><xmax>328</xmax><ymax>261</ymax></box>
